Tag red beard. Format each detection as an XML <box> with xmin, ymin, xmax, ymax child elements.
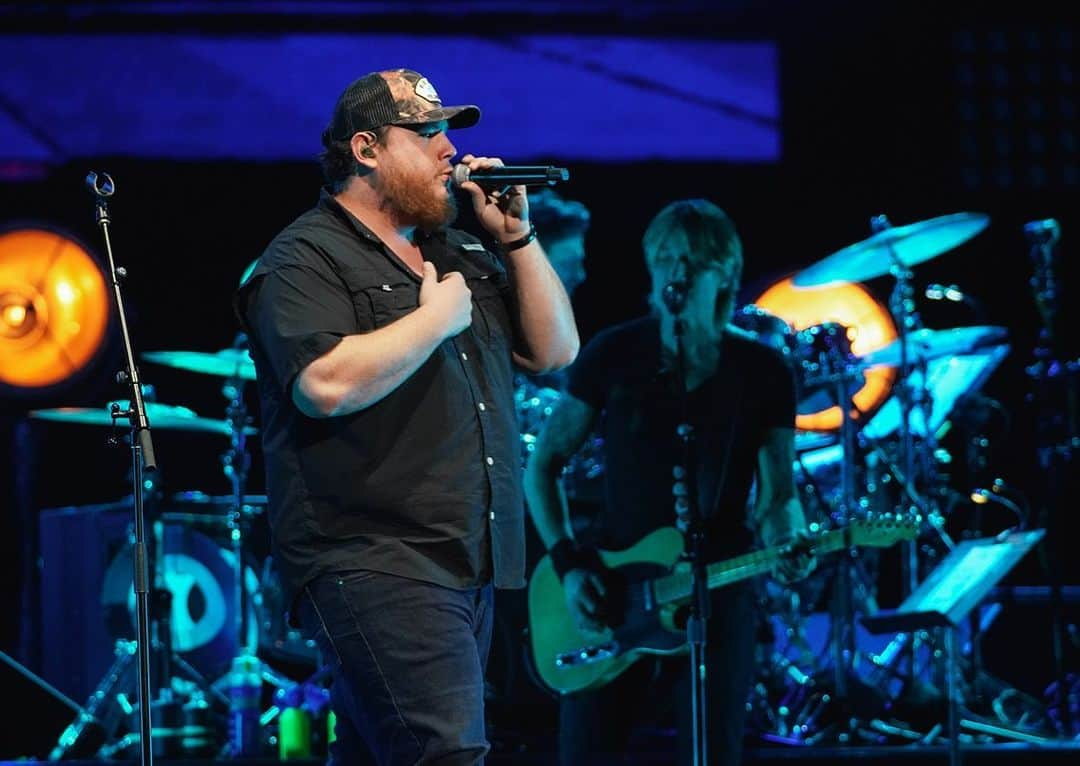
<box><xmin>378</xmin><ymin>160</ymin><xmax>457</xmax><ymax>233</ymax></box>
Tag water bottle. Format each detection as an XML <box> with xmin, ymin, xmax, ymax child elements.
<box><xmin>228</xmin><ymin>652</ymin><xmax>263</xmax><ymax>757</ymax></box>
<box><xmin>277</xmin><ymin>685</ymin><xmax>311</xmax><ymax>759</ymax></box>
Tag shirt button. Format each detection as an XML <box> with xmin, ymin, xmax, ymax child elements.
<box><xmin>477</xmin><ymin>402</ymin><xmax>486</xmax><ymax>412</ymax></box>
<box><xmin>461</xmin><ymin>352</ymin><xmax>469</xmax><ymax>361</ymax></box>
<box><xmin>489</xmin><ymin>511</ymin><xmax>496</xmax><ymax>520</ymax></box>
<box><xmin>485</xmin><ymin>456</ymin><xmax>494</xmax><ymax>466</ymax></box>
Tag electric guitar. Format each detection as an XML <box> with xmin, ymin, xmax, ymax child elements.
<box><xmin>526</xmin><ymin>516</ymin><xmax>917</xmax><ymax>695</ymax></box>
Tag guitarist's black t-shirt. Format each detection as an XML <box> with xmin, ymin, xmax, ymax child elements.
<box><xmin>566</xmin><ymin>316</ymin><xmax>796</xmax><ymax>560</ymax></box>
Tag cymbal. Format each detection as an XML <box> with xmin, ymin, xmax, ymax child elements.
<box><xmin>793</xmin><ymin>212</ymin><xmax>990</xmax><ymax>287</ymax></box>
<box><xmin>30</xmin><ymin>401</ymin><xmax>257</xmax><ymax>435</ymax></box>
<box><xmin>143</xmin><ymin>348</ymin><xmax>255</xmax><ymax>381</ymax></box>
<box><xmin>858</xmin><ymin>325</ymin><xmax>1008</xmax><ymax>369</ymax></box>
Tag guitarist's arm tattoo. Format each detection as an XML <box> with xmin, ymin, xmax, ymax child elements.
<box><xmin>752</xmin><ymin>426</ymin><xmax>803</xmax><ymax>544</ymax></box>
<box><xmin>524</xmin><ymin>393</ymin><xmax>598</xmax><ymax>550</ymax></box>
<box><xmin>752</xmin><ymin>426</ymin><xmax>816</xmax><ymax>583</ymax></box>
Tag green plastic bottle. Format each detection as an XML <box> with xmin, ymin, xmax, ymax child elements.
<box><xmin>278</xmin><ymin>705</ymin><xmax>311</xmax><ymax>759</ymax></box>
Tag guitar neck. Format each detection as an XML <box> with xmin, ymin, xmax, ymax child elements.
<box><xmin>652</xmin><ymin>528</ymin><xmax>849</xmax><ymax>606</ymax></box>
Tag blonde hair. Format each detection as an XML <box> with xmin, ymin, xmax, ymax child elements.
<box><xmin>642</xmin><ymin>199</ymin><xmax>743</xmax><ymax>290</ymax></box>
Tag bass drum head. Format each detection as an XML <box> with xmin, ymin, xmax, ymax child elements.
<box><xmin>101</xmin><ymin>522</ymin><xmax>260</xmax><ymax>681</ymax></box>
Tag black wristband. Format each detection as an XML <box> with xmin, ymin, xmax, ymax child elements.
<box><xmin>548</xmin><ymin>538</ymin><xmax>603</xmax><ymax>582</ymax></box>
<box><xmin>499</xmin><ymin>223</ymin><xmax>537</xmax><ymax>253</ymax></box>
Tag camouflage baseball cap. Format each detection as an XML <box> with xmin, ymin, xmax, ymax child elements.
<box><xmin>325</xmin><ymin>69</ymin><xmax>480</xmax><ymax>143</ymax></box>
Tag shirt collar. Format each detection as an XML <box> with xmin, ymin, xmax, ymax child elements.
<box><xmin>318</xmin><ymin>187</ymin><xmax>446</xmax><ymax>248</ymax></box>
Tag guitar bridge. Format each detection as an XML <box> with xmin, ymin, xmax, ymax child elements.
<box><xmin>554</xmin><ymin>642</ymin><xmax>619</xmax><ymax>668</ymax></box>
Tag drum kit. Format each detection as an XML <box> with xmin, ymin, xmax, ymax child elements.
<box><xmin>739</xmin><ymin>212</ymin><xmax>1033</xmax><ymax>745</ymax></box>
<box><xmin>30</xmin><ymin>337</ymin><xmax>318</xmax><ymax>759</ymax></box>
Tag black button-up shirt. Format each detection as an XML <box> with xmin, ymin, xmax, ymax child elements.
<box><xmin>235</xmin><ymin>190</ymin><xmax>525</xmax><ymax>614</ymax></box>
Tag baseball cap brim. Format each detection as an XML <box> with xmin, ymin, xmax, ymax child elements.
<box><xmin>394</xmin><ymin>105</ymin><xmax>481</xmax><ymax>130</ymax></box>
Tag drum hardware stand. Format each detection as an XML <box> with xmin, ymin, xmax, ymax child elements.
<box><xmin>216</xmin><ymin>331</ymin><xmax>268</xmax><ymax>758</ymax></box>
<box><xmin>870</xmin><ymin>213</ymin><xmax>957</xmax><ymax>713</ymax></box>
<box><xmin>1023</xmin><ymin>217</ymin><xmax>1075</xmax><ymax>736</ymax></box>
<box><xmin>871</xmin><ymin>213</ymin><xmax>941</xmax><ymax>597</ymax></box>
<box><xmin>802</xmin><ymin>353</ymin><xmax>886</xmax><ymax>742</ymax></box>
<box><xmin>222</xmin><ymin>334</ymin><xmax>255</xmax><ymax>657</ymax></box>
<box><xmin>661</xmin><ymin>261</ymin><xmax>709</xmax><ymax>766</ymax></box>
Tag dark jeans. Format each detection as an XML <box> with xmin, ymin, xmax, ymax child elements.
<box><xmin>558</xmin><ymin>584</ymin><xmax>758</xmax><ymax>766</ymax></box>
<box><xmin>297</xmin><ymin>570</ymin><xmax>494</xmax><ymax>766</ymax></box>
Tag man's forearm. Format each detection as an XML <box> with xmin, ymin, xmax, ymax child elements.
<box><xmin>524</xmin><ymin>455</ymin><xmax>574</xmax><ymax>550</ymax></box>
<box><xmin>756</xmin><ymin>494</ymin><xmax>809</xmax><ymax>547</ymax></box>
<box><xmin>505</xmin><ymin>242</ymin><xmax>579</xmax><ymax>374</ymax></box>
<box><xmin>293</xmin><ymin>306</ymin><xmax>447</xmax><ymax>418</ymax></box>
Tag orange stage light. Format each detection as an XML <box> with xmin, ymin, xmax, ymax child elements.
<box><xmin>0</xmin><ymin>227</ymin><xmax>111</xmax><ymax>390</ymax></box>
<box><xmin>753</xmin><ymin>276</ymin><xmax>897</xmax><ymax>431</ymax></box>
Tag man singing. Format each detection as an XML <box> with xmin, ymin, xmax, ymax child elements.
<box><xmin>236</xmin><ymin>68</ymin><xmax>578</xmax><ymax>765</ymax></box>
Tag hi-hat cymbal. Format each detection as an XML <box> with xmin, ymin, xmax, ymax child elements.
<box><xmin>30</xmin><ymin>401</ymin><xmax>257</xmax><ymax>435</ymax></box>
<box><xmin>793</xmin><ymin>212</ymin><xmax>990</xmax><ymax>287</ymax></box>
<box><xmin>143</xmin><ymin>349</ymin><xmax>256</xmax><ymax>381</ymax></box>
<box><xmin>858</xmin><ymin>325</ymin><xmax>1008</xmax><ymax>369</ymax></box>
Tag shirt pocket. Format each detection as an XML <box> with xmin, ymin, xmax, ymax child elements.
<box><xmin>467</xmin><ymin>274</ymin><xmax>512</xmax><ymax>348</ymax></box>
<box><xmin>355</xmin><ymin>281</ymin><xmax>419</xmax><ymax>329</ymax></box>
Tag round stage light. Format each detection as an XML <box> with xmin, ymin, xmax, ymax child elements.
<box><xmin>753</xmin><ymin>275</ymin><xmax>897</xmax><ymax>432</ymax></box>
<box><xmin>0</xmin><ymin>227</ymin><xmax>111</xmax><ymax>390</ymax></box>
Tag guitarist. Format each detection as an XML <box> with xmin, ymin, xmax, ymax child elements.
<box><xmin>524</xmin><ymin>198</ymin><xmax>815</xmax><ymax>766</ymax></box>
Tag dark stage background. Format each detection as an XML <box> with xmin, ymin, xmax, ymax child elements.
<box><xmin>1</xmin><ymin>1</ymin><xmax>1077</xmax><ymax>758</ymax></box>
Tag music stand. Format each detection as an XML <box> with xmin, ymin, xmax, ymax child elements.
<box><xmin>861</xmin><ymin>529</ymin><xmax>1046</xmax><ymax>766</ymax></box>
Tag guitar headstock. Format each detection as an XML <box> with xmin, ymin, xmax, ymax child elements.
<box><xmin>845</xmin><ymin>514</ymin><xmax>920</xmax><ymax>548</ymax></box>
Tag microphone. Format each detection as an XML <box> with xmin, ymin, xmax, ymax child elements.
<box><xmin>661</xmin><ymin>280</ymin><xmax>688</xmax><ymax>315</ymax></box>
<box><xmin>451</xmin><ymin>164</ymin><xmax>569</xmax><ymax>188</ymax></box>
<box><xmin>661</xmin><ymin>257</ymin><xmax>689</xmax><ymax>315</ymax></box>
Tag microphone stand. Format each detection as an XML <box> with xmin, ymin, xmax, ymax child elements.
<box><xmin>662</xmin><ymin>270</ymin><xmax>709</xmax><ymax>766</ymax></box>
<box><xmin>87</xmin><ymin>171</ymin><xmax>157</xmax><ymax>766</ymax></box>
<box><xmin>1023</xmin><ymin>218</ymin><xmax>1074</xmax><ymax>736</ymax></box>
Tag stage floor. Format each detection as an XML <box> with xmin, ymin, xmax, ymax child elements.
<box><xmin>6</xmin><ymin>743</ymin><xmax>1080</xmax><ymax>766</ymax></box>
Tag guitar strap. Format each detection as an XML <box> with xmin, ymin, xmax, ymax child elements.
<box><xmin>706</xmin><ymin>344</ymin><xmax>746</xmax><ymax>522</ymax></box>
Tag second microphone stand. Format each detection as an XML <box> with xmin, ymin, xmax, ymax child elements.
<box><xmin>662</xmin><ymin>272</ymin><xmax>709</xmax><ymax>766</ymax></box>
